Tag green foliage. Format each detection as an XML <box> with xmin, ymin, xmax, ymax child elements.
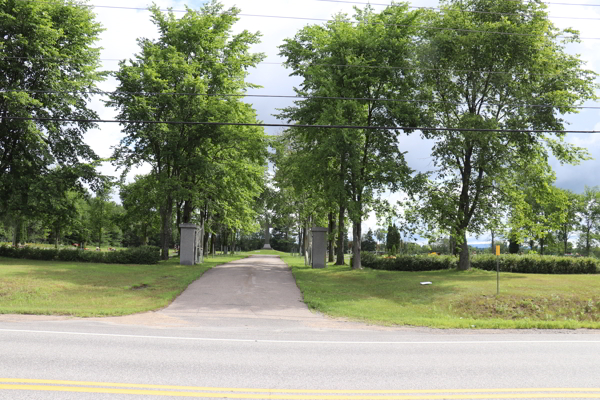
<box><xmin>361</xmin><ymin>252</ymin><xmax>457</xmax><ymax>271</ymax></box>
<box><xmin>0</xmin><ymin>245</ymin><xmax>160</xmax><ymax>264</ymax></box>
<box><xmin>108</xmin><ymin>1</ymin><xmax>267</xmax><ymax>259</ymax></box>
<box><xmin>0</xmin><ymin>0</ymin><xmax>106</xmax><ymax>231</ymax></box>
<box><xmin>277</xmin><ymin>5</ymin><xmax>423</xmax><ymax>269</ymax></box>
<box><xmin>471</xmin><ymin>254</ymin><xmax>598</xmax><ymax>274</ymax></box>
<box><xmin>360</xmin><ymin>252</ymin><xmax>599</xmax><ymax>274</ymax></box>
<box><xmin>406</xmin><ymin>0</ymin><xmax>598</xmax><ymax>270</ymax></box>
<box><xmin>386</xmin><ymin>225</ymin><xmax>401</xmax><ymax>254</ymax></box>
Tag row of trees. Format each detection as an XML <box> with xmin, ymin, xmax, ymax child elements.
<box><xmin>269</xmin><ymin>0</ymin><xmax>597</xmax><ymax>269</ymax></box>
<box><xmin>0</xmin><ymin>0</ymin><xmax>270</xmax><ymax>257</ymax></box>
<box><xmin>2</xmin><ymin>0</ymin><xmax>597</xmax><ymax>267</ymax></box>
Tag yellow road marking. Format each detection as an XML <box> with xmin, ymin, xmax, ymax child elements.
<box><xmin>2</xmin><ymin>380</ymin><xmax>600</xmax><ymax>399</ymax></box>
<box><xmin>1</xmin><ymin>379</ymin><xmax>600</xmax><ymax>394</ymax></box>
<box><xmin>2</xmin><ymin>384</ymin><xmax>600</xmax><ymax>399</ymax></box>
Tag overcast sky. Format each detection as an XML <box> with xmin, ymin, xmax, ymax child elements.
<box><xmin>83</xmin><ymin>0</ymin><xmax>600</xmax><ymax>244</ymax></box>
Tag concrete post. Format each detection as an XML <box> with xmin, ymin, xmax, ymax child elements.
<box><xmin>179</xmin><ymin>223</ymin><xmax>199</xmax><ymax>265</ymax></box>
<box><xmin>311</xmin><ymin>227</ymin><xmax>328</xmax><ymax>269</ymax></box>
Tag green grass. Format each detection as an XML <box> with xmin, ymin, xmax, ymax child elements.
<box><xmin>0</xmin><ymin>254</ymin><xmax>247</xmax><ymax>317</ymax></box>
<box><xmin>281</xmin><ymin>254</ymin><xmax>600</xmax><ymax>329</ymax></box>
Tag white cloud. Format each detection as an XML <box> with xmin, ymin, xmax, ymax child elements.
<box><xmin>84</xmin><ymin>0</ymin><xmax>600</xmax><ymax>217</ymax></box>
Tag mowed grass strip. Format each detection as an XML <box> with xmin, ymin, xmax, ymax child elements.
<box><xmin>0</xmin><ymin>254</ymin><xmax>247</xmax><ymax>317</ymax></box>
<box><xmin>281</xmin><ymin>255</ymin><xmax>600</xmax><ymax>329</ymax></box>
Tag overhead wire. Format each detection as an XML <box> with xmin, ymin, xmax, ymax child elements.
<box><xmin>1</xmin><ymin>88</ymin><xmax>598</xmax><ymax>110</ymax></box>
<box><xmin>2</xmin><ymin>57</ymin><xmax>598</xmax><ymax>83</ymax></box>
<box><xmin>13</xmin><ymin>0</ymin><xmax>600</xmax><ymax>40</ymax></box>
<box><xmin>315</xmin><ymin>0</ymin><xmax>600</xmax><ymax>20</ymax></box>
<box><xmin>2</xmin><ymin>116</ymin><xmax>599</xmax><ymax>134</ymax></box>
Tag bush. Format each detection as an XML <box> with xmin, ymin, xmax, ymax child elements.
<box><xmin>356</xmin><ymin>251</ymin><xmax>599</xmax><ymax>274</ymax></box>
<box><xmin>471</xmin><ymin>254</ymin><xmax>598</xmax><ymax>274</ymax></box>
<box><xmin>0</xmin><ymin>245</ymin><xmax>161</xmax><ymax>265</ymax></box>
<box><xmin>359</xmin><ymin>251</ymin><xmax>457</xmax><ymax>271</ymax></box>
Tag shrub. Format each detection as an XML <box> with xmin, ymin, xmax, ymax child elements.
<box><xmin>471</xmin><ymin>254</ymin><xmax>598</xmax><ymax>274</ymax></box>
<box><xmin>357</xmin><ymin>252</ymin><xmax>599</xmax><ymax>274</ymax></box>
<box><xmin>0</xmin><ymin>245</ymin><xmax>161</xmax><ymax>265</ymax></box>
<box><xmin>360</xmin><ymin>251</ymin><xmax>457</xmax><ymax>271</ymax></box>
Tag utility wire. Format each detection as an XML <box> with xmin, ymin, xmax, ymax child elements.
<box><xmin>2</xmin><ymin>116</ymin><xmax>598</xmax><ymax>134</ymax></box>
<box><xmin>316</xmin><ymin>0</ymin><xmax>600</xmax><ymax>20</ymax></box>
<box><xmin>2</xmin><ymin>88</ymin><xmax>598</xmax><ymax>110</ymax></box>
<box><xmin>2</xmin><ymin>57</ymin><xmax>597</xmax><ymax>82</ymax></box>
<box><xmin>14</xmin><ymin>0</ymin><xmax>599</xmax><ymax>40</ymax></box>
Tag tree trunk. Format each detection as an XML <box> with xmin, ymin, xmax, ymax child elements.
<box><xmin>211</xmin><ymin>232</ymin><xmax>216</xmax><ymax>256</ymax></box>
<box><xmin>458</xmin><ymin>232</ymin><xmax>470</xmax><ymax>270</ymax></box>
<box><xmin>303</xmin><ymin>218</ymin><xmax>311</xmax><ymax>266</ymax></box>
<box><xmin>159</xmin><ymin>195</ymin><xmax>173</xmax><ymax>260</ymax></box>
<box><xmin>491</xmin><ymin>230</ymin><xmax>495</xmax><ymax>254</ymax></box>
<box><xmin>335</xmin><ymin>205</ymin><xmax>345</xmax><ymax>265</ymax></box>
<box><xmin>12</xmin><ymin>216</ymin><xmax>21</xmax><ymax>247</ymax></box>
<box><xmin>55</xmin><ymin>223</ymin><xmax>60</xmax><ymax>249</ymax></box>
<box><xmin>352</xmin><ymin>220</ymin><xmax>362</xmax><ymax>269</ymax></box>
<box><xmin>328</xmin><ymin>211</ymin><xmax>336</xmax><ymax>263</ymax></box>
<box><xmin>540</xmin><ymin>237</ymin><xmax>545</xmax><ymax>255</ymax></box>
<box><xmin>182</xmin><ymin>200</ymin><xmax>193</xmax><ymax>223</ymax></box>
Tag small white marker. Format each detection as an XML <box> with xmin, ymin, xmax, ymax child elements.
<box><xmin>420</xmin><ymin>281</ymin><xmax>432</xmax><ymax>285</ymax></box>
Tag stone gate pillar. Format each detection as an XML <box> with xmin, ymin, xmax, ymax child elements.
<box><xmin>311</xmin><ymin>227</ymin><xmax>328</xmax><ymax>269</ymax></box>
<box><xmin>180</xmin><ymin>223</ymin><xmax>200</xmax><ymax>265</ymax></box>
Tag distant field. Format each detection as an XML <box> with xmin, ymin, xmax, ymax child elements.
<box><xmin>280</xmin><ymin>253</ymin><xmax>600</xmax><ymax>329</ymax></box>
<box><xmin>0</xmin><ymin>254</ymin><xmax>247</xmax><ymax>317</ymax></box>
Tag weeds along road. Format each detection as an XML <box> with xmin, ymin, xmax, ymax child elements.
<box><xmin>0</xmin><ymin>255</ymin><xmax>599</xmax><ymax>399</ymax></box>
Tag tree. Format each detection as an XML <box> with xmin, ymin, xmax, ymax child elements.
<box><xmin>556</xmin><ymin>190</ymin><xmax>583</xmax><ymax>255</ymax></box>
<box><xmin>361</xmin><ymin>228</ymin><xmax>377</xmax><ymax>252</ymax></box>
<box><xmin>579</xmin><ymin>186</ymin><xmax>600</xmax><ymax>256</ymax></box>
<box><xmin>374</xmin><ymin>228</ymin><xmax>386</xmax><ymax>252</ymax></box>
<box><xmin>120</xmin><ymin>175</ymin><xmax>161</xmax><ymax>247</ymax></box>
<box><xmin>410</xmin><ymin>0</ymin><xmax>597</xmax><ymax>269</ymax></box>
<box><xmin>278</xmin><ymin>5</ymin><xmax>422</xmax><ymax>269</ymax></box>
<box><xmin>108</xmin><ymin>1</ymin><xmax>266</xmax><ymax>259</ymax></box>
<box><xmin>0</xmin><ymin>0</ymin><xmax>106</xmax><ymax>241</ymax></box>
<box><xmin>386</xmin><ymin>224</ymin><xmax>401</xmax><ymax>255</ymax></box>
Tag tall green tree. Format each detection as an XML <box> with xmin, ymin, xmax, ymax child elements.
<box><xmin>108</xmin><ymin>1</ymin><xmax>266</xmax><ymax>259</ymax></box>
<box><xmin>411</xmin><ymin>0</ymin><xmax>597</xmax><ymax>269</ymax></box>
<box><xmin>0</xmin><ymin>0</ymin><xmax>106</xmax><ymax>240</ymax></box>
<box><xmin>278</xmin><ymin>5</ymin><xmax>422</xmax><ymax>269</ymax></box>
<box><xmin>579</xmin><ymin>186</ymin><xmax>600</xmax><ymax>256</ymax></box>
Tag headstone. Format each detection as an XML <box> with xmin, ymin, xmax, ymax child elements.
<box><xmin>311</xmin><ymin>227</ymin><xmax>328</xmax><ymax>269</ymax></box>
<box><xmin>262</xmin><ymin>220</ymin><xmax>271</xmax><ymax>249</ymax></box>
<box><xmin>179</xmin><ymin>223</ymin><xmax>202</xmax><ymax>265</ymax></box>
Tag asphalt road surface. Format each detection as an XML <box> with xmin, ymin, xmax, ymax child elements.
<box><xmin>1</xmin><ymin>255</ymin><xmax>599</xmax><ymax>400</ymax></box>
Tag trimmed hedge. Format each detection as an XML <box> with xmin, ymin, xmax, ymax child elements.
<box><xmin>0</xmin><ymin>245</ymin><xmax>161</xmax><ymax>265</ymax></box>
<box><xmin>358</xmin><ymin>251</ymin><xmax>599</xmax><ymax>274</ymax></box>
<box><xmin>471</xmin><ymin>254</ymin><xmax>598</xmax><ymax>274</ymax></box>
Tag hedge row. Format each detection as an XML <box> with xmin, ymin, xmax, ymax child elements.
<box><xmin>358</xmin><ymin>252</ymin><xmax>599</xmax><ymax>274</ymax></box>
<box><xmin>0</xmin><ymin>245</ymin><xmax>161</xmax><ymax>265</ymax></box>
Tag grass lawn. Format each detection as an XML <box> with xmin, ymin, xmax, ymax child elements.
<box><xmin>280</xmin><ymin>254</ymin><xmax>600</xmax><ymax>329</ymax></box>
<box><xmin>0</xmin><ymin>254</ymin><xmax>247</xmax><ymax>317</ymax></box>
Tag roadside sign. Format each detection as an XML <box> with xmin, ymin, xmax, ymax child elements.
<box><xmin>496</xmin><ymin>245</ymin><xmax>500</xmax><ymax>256</ymax></box>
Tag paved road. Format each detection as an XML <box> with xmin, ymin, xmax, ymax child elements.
<box><xmin>1</xmin><ymin>255</ymin><xmax>599</xmax><ymax>399</ymax></box>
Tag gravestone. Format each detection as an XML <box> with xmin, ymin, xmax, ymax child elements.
<box><xmin>262</xmin><ymin>221</ymin><xmax>271</xmax><ymax>249</ymax></box>
<box><xmin>311</xmin><ymin>227</ymin><xmax>328</xmax><ymax>269</ymax></box>
<box><xmin>179</xmin><ymin>223</ymin><xmax>203</xmax><ymax>265</ymax></box>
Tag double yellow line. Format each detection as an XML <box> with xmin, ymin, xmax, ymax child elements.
<box><xmin>1</xmin><ymin>379</ymin><xmax>600</xmax><ymax>399</ymax></box>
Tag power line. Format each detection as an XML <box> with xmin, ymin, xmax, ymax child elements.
<box><xmin>2</xmin><ymin>88</ymin><xmax>598</xmax><ymax>110</ymax></box>
<box><xmin>316</xmin><ymin>0</ymin><xmax>600</xmax><ymax>20</ymax></box>
<box><xmin>14</xmin><ymin>0</ymin><xmax>599</xmax><ymax>41</ymax></box>
<box><xmin>3</xmin><ymin>57</ymin><xmax>597</xmax><ymax>82</ymax></box>
<box><xmin>3</xmin><ymin>116</ymin><xmax>598</xmax><ymax>134</ymax></box>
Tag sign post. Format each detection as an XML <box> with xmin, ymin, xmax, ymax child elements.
<box><xmin>496</xmin><ymin>245</ymin><xmax>500</xmax><ymax>295</ymax></box>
